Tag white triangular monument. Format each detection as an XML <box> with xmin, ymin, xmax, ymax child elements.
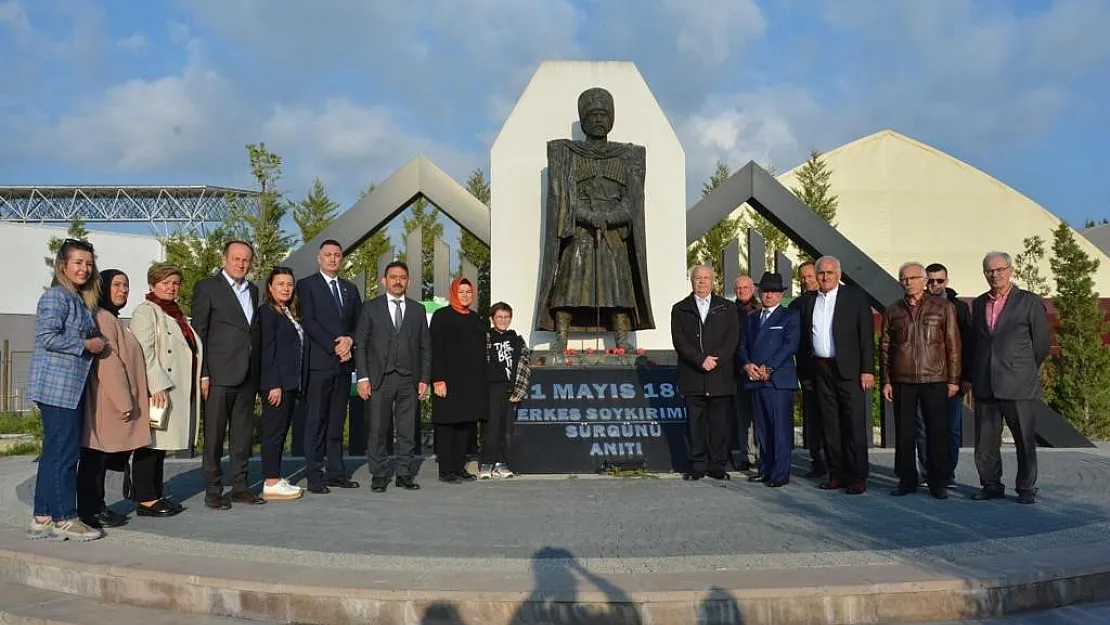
<box><xmin>490</xmin><ymin>60</ymin><xmax>687</xmax><ymax>351</ymax></box>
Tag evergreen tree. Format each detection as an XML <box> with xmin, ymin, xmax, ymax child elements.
<box><xmin>791</xmin><ymin>150</ymin><xmax>838</xmax><ymax>262</ymax></box>
<box><xmin>345</xmin><ymin>183</ymin><xmax>393</xmax><ymax>298</ymax></box>
<box><xmin>225</xmin><ymin>143</ymin><xmax>294</xmax><ymax>280</ymax></box>
<box><xmin>1048</xmin><ymin>222</ymin><xmax>1110</xmax><ymax>437</ymax></box>
<box><xmin>292</xmin><ymin>177</ymin><xmax>339</xmax><ymax>244</ymax></box>
<box><xmin>460</xmin><ymin>169</ymin><xmax>492</xmax><ymax>317</ymax></box>
<box><xmin>45</xmin><ymin>217</ymin><xmax>91</xmax><ymax>286</ymax></box>
<box><xmin>1014</xmin><ymin>235</ymin><xmax>1051</xmax><ymax>297</ymax></box>
<box><xmin>400</xmin><ymin>197</ymin><xmax>443</xmax><ymax>300</ymax></box>
<box><xmin>162</xmin><ymin>225</ymin><xmax>228</xmax><ymax>315</ymax></box>
<box><xmin>687</xmin><ymin>161</ymin><xmax>740</xmax><ymax>292</ymax></box>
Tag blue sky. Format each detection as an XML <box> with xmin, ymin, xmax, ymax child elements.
<box><xmin>2</xmin><ymin>0</ymin><xmax>1109</xmax><ymax>247</ymax></box>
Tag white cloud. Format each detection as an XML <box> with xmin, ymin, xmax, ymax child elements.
<box><xmin>662</xmin><ymin>0</ymin><xmax>764</xmax><ymax>64</ymax></box>
<box><xmin>0</xmin><ymin>0</ymin><xmax>29</xmax><ymax>32</ymax></box>
<box><xmin>116</xmin><ymin>33</ymin><xmax>149</xmax><ymax>53</ymax></box>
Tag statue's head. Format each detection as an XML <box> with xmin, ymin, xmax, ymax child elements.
<box><xmin>577</xmin><ymin>87</ymin><xmax>614</xmax><ymax>139</ymax></box>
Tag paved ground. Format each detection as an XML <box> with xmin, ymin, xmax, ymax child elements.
<box><xmin>921</xmin><ymin>601</ymin><xmax>1110</xmax><ymax>624</ymax></box>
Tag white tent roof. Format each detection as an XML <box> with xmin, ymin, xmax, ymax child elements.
<box><xmin>732</xmin><ymin>129</ymin><xmax>1110</xmax><ymax>297</ymax></box>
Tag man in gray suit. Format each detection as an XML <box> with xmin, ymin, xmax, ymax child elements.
<box><xmin>354</xmin><ymin>261</ymin><xmax>431</xmax><ymax>493</ymax></box>
<box><xmin>969</xmin><ymin>251</ymin><xmax>1050</xmax><ymax>505</ymax></box>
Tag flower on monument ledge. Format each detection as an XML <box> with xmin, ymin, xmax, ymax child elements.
<box><xmin>565</xmin><ymin>359</ymin><xmax>574</xmax><ymax>367</ymax></box>
<box><xmin>636</xmin><ymin>347</ymin><xmax>646</xmax><ymax>355</ymax></box>
<box><xmin>564</xmin><ymin>348</ymin><xmax>577</xmax><ymax>356</ymax></box>
<box><xmin>585</xmin><ymin>347</ymin><xmax>595</xmax><ymax>354</ymax></box>
<box><xmin>615</xmin><ymin>347</ymin><xmax>625</xmax><ymax>355</ymax></box>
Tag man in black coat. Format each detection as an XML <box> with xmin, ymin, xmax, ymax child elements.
<box><xmin>798</xmin><ymin>256</ymin><xmax>875</xmax><ymax>494</ymax></box>
<box><xmin>191</xmin><ymin>240</ymin><xmax>263</xmax><ymax>510</ymax></box>
<box><xmin>671</xmin><ymin>265</ymin><xmax>740</xmax><ymax>481</ymax></box>
<box><xmin>789</xmin><ymin>260</ymin><xmax>824</xmax><ymax>477</ymax></box>
<box><xmin>297</xmin><ymin>240</ymin><xmax>363</xmax><ymax>493</ymax></box>
<box><xmin>968</xmin><ymin>251</ymin><xmax>1050</xmax><ymax>505</ymax></box>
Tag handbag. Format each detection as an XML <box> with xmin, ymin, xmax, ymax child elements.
<box><xmin>148</xmin><ymin>304</ymin><xmax>170</xmax><ymax>431</ymax></box>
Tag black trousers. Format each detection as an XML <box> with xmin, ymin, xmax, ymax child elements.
<box><xmin>436</xmin><ymin>422</ymin><xmax>472</xmax><ymax>476</ymax></box>
<box><xmin>732</xmin><ymin>383</ymin><xmax>757</xmax><ymax>467</ymax></box>
<box><xmin>131</xmin><ymin>447</ymin><xmax>166</xmax><ymax>503</ymax></box>
<box><xmin>800</xmin><ymin>386</ymin><xmax>826</xmax><ymax>471</ymax></box>
<box><xmin>76</xmin><ymin>448</ymin><xmax>120</xmax><ymax>517</ymax></box>
<box><xmin>685</xmin><ymin>394</ymin><xmax>731</xmax><ymax>474</ymax></box>
<box><xmin>303</xmin><ymin>369</ymin><xmax>351</xmax><ymax>488</ymax></box>
<box><xmin>367</xmin><ymin>372</ymin><xmax>418</xmax><ymax>478</ymax></box>
<box><xmin>202</xmin><ymin>381</ymin><xmax>257</xmax><ymax>496</ymax></box>
<box><xmin>261</xmin><ymin>389</ymin><xmax>299</xmax><ymax>479</ymax></box>
<box><xmin>974</xmin><ymin>398</ymin><xmax>1038</xmax><ymax>494</ymax></box>
<box><xmin>813</xmin><ymin>359</ymin><xmax>870</xmax><ymax>486</ymax></box>
<box><xmin>894</xmin><ymin>382</ymin><xmax>949</xmax><ymax>491</ymax></box>
<box><xmin>482</xmin><ymin>382</ymin><xmax>513</xmax><ymax>465</ymax></box>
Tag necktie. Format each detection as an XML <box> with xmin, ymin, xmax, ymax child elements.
<box><xmin>760</xmin><ymin>309</ymin><xmax>770</xmax><ymax>326</ymax></box>
<box><xmin>329</xmin><ymin>279</ymin><xmax>342</xmax><ymax>309</ymax></box>
<box><xmin>392</xmin><ymin>299</ymin><xmax>403</xmax><ymax>330</ymax></box>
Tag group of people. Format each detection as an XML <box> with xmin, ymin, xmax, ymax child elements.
<box><xmin>27</xmin><ymin>237</ymin><xmax>532</xmax><ymax>542</ymax></box>
<box><xmin>673</xmin><ymin>252</ymin><xmax>1049</xmax><ymax>504</ymax></box>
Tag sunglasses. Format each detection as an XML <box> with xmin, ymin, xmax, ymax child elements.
<box><xmin>926</xmin><ymin>278</ymin><xmax>946</xmax><ymax>285</ymax></box>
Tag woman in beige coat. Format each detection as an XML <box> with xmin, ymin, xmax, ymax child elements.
<box><xmin>128</xmin><ymin>263</ymin><xmax>202</xmax><ymax>518</ymax></box>
<box><xmin>77</xmin><ymin>269</ymin><xmax>152</xmax><ymax>529</ymax></box>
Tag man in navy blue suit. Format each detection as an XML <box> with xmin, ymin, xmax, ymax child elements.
<box><xmin>737</xmin><ymin>272</ymin><xmax>800</xmax><ymax>488</ymax></box>
<box><xmin>297</xmin><ymin>239</ymin><xmax>363</xmax><ymax>493</ymax></box>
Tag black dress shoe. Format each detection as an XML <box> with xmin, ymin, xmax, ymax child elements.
<box><xmin>890</xmin><ymin>486</ymin><xmax>917</xmax><ymax>496</ymax></box>
<box><xmin>204</xmin><ymin>494</ymin><xmax>231</xmax><ymax>510</ymax></box>
<box><xmin>1016</xmin><ymin>492</ymin><xmax>1036</xmax><ymax>504</ymax></box>
<box><xmin>395</xmin><ymin>476</ymin><xmax>421</xmax><ymax>490</ymax></box>
<box><xmin>845</xmin><ymin>483</ymin><xmax>867</xmax><ymax>495</ymax></box>
<box><xmin>818</xmin><ymin>480</ymin><xmax>842</xmax><ymax>490</ymax></box>
<box><xmin>747</xmin><ymin>474</ymin><xmax>766</xmax><ymax>483</ymax></box>
<box><xmin>162</xmin><ymin>497</ymin><xmax>184</xmax><ymax>512</ymax></box>
<box><xmin>454</xmin><ymin>471</ymin><xmax>477</xmax><ymax>482</ymax></box>
<box><xmin>971</xmin><ymin>489</ymin><xmax>1005</xmax><ymax>501</ymax></box>
<box><xmin>136</xmin><ymin>499</ymin><xmax>181</xmax><ymax>517</ymax></box>
<box><xmin>803</xmin><ymin>467</ymin><xmax>826</xmax><ymax>479</ymax></box>
<box><xmin>682</xmin><ymin>471</ymin><xmax>704</xmax><ymax>481</ymax></box>
<box><xmin>326</xmin><ymin>478</ymin><xmax>361</xmax><ymax>489</ymax></box>
<box><xmin>438</xmin><ymin>474</ymin><xmax>462</xmax><ymax>484</ymax></box>
<box><xmin>707</xmin><ymin>470</ymin><xmax>730</xmax><ymax>481</ymax></box>
<box><xmin>931</xmin><ymin>489</ymin><xmax>949</xmax><ymax>500</ymax></box>
<box><xmin>95</xmin><ymin>508</ymin><xmax>130</xmax><ymax>526</ymax></box>
<box><xmin>307</xmin><ymin>484</ymin><xmax>330</xmax><ymax>494</ymax></box>
<box><xmin>370</xmin><ymin>478</ymin><xmax>388</xmax><ymax>493</ymax></box>
<box><xmin>766</xmin><ymin>480</ymin><xmax>788</xmax><ymax>488</ymax></box>
<box><xmin>229</xmin><ymin>490</ymin><xmax>266</xmax><ymax>505</ymax></box>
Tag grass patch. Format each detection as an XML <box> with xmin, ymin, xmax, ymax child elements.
<box><xmin>0</xmin><ymin>441</ymin><xmax>41</xmax><ymax>457</ymax></box>
<box><xmin>0</xmin><ymin>412</ymin><xmax>42</xmax><ymax>437</ymax></box>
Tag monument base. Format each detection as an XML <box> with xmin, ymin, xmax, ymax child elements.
<box><xmin>509</xmin><ymin>360</ymin><xmax>687</xmax><ymax>474</ymax></box>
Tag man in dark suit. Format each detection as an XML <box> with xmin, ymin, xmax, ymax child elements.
<box><xmin>737</xmin><ymin>273</ymin><xmax>799</xmax><ymax>487</ymax></box>
<box><xmin>297</xmin><ymin>239</ymin><xmax>362</xmax><ymax>493</ymax></box>
<box><xmin>790</xmin><ymin>260</ymin><xmax>824</xmax><ymax>478</ymax></box>
<box><xmin>731</xmin><ymin>275</ymin><xmax>761</xmax><ymax>472</ymax></box>
<box><xmin>798</xmin><ymin>255</ymin><xmax>875</xmax><ymax>494</ymax></box>
<box><xmin>968</xmin><ymin>251</ymin><xmax>1050</xmax><ymax>505</ymax></box>
<box><xmin>672</xmin><ymin>265</ymin><xmax>740</xmax><ymax>482</ymax></box>
<box><xmin>192</xmin><ymin>240</ymin><xmax>263</xmax><ymax>510</ymax></box>
<box><xmin>354</xmin><ymin>261</ymin><xmax>431</xmax><ymax>493</ymax></box>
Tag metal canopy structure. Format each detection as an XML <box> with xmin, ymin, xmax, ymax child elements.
<box><xmin>0</xmin><ymin>185</ymin><xmax>260</xmax><ymax>233</ymax></box>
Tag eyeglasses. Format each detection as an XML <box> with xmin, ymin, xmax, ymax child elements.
<box><xmin>983</xmin><ymin>266</ymin><xmax>1011</xmax><ymax>276</ymax></box>
<box><xmin>926</xmin><ymin>278</ymin><xmax>946</xmax><ymax>284</ymax></box>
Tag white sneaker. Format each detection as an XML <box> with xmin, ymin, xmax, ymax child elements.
<box><xmin>493</xmin><ymin>463</ymin><xmax>515</xmax><ymax>479</ymax></box>
<box><xmin>27</xmin><ymin>517</ymin><xmax>63</xmax><ymax>541</ymax></box>
<box><xmin>478</xmin><ymin>464</ymin><xmax>494</xmax><ymax>480</ymax></box>
<box><xmin>52</xmin><ymin>518</ymin><xmax>104</xmax><ymax>542</ymax></box>
<box><xmin>262</xmin><ymin>478</ymin><xmax>303</xmax><ymax>501</ymax></box>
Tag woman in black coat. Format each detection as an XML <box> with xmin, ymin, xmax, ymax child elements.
<box><xmin>258</xmin><ymin>267</ymin><xmax>305</xmax><ymax>501</ymax></box>
<box><xmin>430</xmin><ymin>277</ymin><xmax>487</xmax><ymax>484</ymax></box>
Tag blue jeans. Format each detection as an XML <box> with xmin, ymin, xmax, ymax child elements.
<box><xmin>916</xmin><ymin>396</ymin><xmax>963</xmax><ymax>483</ymax></box>
<box><xmin>34</xmin><ymin>400</ymin><xmax>84</xmax><ymax>521</ymax></box>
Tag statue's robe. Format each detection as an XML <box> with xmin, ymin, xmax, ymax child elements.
<box><xmin>535</xmin><ymin>138</ymin><xmax>655</xmax><ymax>333</ymax></box>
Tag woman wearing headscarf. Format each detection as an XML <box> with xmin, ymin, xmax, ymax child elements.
<box><xmin>430</xmin><ymin>277</ymin><xmax>488</xmax><ymax>484</ymax></box>
<box><xmin>26</xmin><ymin>238</ymin><xmax>105</xmax><ymax>541</ymax></box>
<box><xmin>127</xmin><ymin>263</ymin><xmax>201</xmax><ymax>517</ymax></box>
<box><xmin>76</xmin><ymin>269</ymin><xmax>152</xmax><ymax>528</ymax></box>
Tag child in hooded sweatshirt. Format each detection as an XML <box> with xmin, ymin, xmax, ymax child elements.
<box><xmin>480</xmin><ymin>302</ymin><xmax>531</xmax><ymax>479</ymax></box>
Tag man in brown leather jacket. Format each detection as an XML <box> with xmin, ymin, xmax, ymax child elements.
<box><xmin>881</xmin><ymin>262</ymin><xmax>961</xmax><ymax>499</ymax></box>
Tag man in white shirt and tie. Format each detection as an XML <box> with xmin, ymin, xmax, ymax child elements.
<box><xmin>354</xmin><ymin>261</ymin><xmax>431</xmax><ymax>493</ymax></box>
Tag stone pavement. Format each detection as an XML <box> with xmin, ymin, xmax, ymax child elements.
<box><xmin>0</xmin><ymin>447</ymin><xmax>1108</xmax><ymax>624</ymax></box>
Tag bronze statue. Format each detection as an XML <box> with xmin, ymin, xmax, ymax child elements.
<box><xmin>535</xmin><ymin>87</ymin><xmax>654</xmax><ymax>353</ymax></box>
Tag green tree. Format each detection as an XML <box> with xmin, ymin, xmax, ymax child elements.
<box><xmin>687</xmin><ymin>161</ymin><xmax>740</xmax><ymax>292</ymax></box>
<box><xmin>45</xmin><ymin>217</ymin><xmax>91</xmax><ymax>286</ymax></box>
<box><xmin>292</xmin><ymin>177</ymin><xmax>340</xmax><ymax>244</ymax></box>
<box><xmin>400</xmin><ymin>197</ymin><xmax>443</xmax><ymax>300</ymax></box>
<box><xmin>1014</xmin><ymin>235</ymin><xmax>1051</xmax><ymax>297</ymax></box>
<box><xmin>345</xmin><ymin>183</ymin><xmax>394</xmax><ymax>298</ymax></box>
<box><xmin>791</xmin><ymin>150</ymin><xmax>838</xmax><ymax>262</ymax></box>
<box><xmin>162</xmin><ymin>225</ymin><xmax>228</xmax><ymax>315</ymax></box>
<box><xmin>225</xmin><ymin>143</ymin><xmax>294</xmax><ymax>280</ymax></box>
<box><xmin>1082</xmin><ymin>217</ymin><xmax>1109</xmax><ymax>228</ymax></box>
<box><xmin>460</xmin><ymin>168</ymin><xmax>492</xmax><ymax>317</ymax></box>
<box><xmin>1048</xmin><ymin>222</ymin><xmax>1110</xmax><ymax>437</ymax></box>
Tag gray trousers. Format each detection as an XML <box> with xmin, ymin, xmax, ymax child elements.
<box><xmin>367</xmin><ymin>372</ymin><xmax>418</xmax><ymax>479</ymax></box>
<box><xmin>974</xmin><ymin>398</ymin><xmax>1038</xmax><ymax>494</ymax></box>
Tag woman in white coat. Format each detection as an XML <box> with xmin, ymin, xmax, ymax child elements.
<box><xmin>128</xmin><ymin>263</ymin><xmax>203</xmax><ymax>517</ymax></box>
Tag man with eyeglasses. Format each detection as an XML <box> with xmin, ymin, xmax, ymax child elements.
<box><xmin>881</xmin><ymin>262</ymin><xmax>962</xmax><ymax>499</ymax></box>
<box><xmin>967</xmin><ymin>251</ymin><xmax>1050</xmax><ymax>504</ymax></box>
<box><xmin>921</xmin><ymin>263</ymin><xmax>972</xmax><ymax>488</ymax></box>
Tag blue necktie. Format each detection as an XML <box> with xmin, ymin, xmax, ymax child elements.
<box><xmin>760</xmin><ymin>309</ymin><xmax>770</xmax><ymax>327</ymax></box>
<box><xmin>329</xmin><ymin>279</ymin><xmax>342</xmax><ymax>310</ymax></box>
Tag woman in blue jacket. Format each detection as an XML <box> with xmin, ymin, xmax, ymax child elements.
<box><xmin>27</xmin><ymin>239</ymin><xmax>106</xmax><ymax>541</ymax></box>
<box><xmin>258</xmin><ymin>267</ymin><xmax>305</xmax><ymax>501</ymax></box>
